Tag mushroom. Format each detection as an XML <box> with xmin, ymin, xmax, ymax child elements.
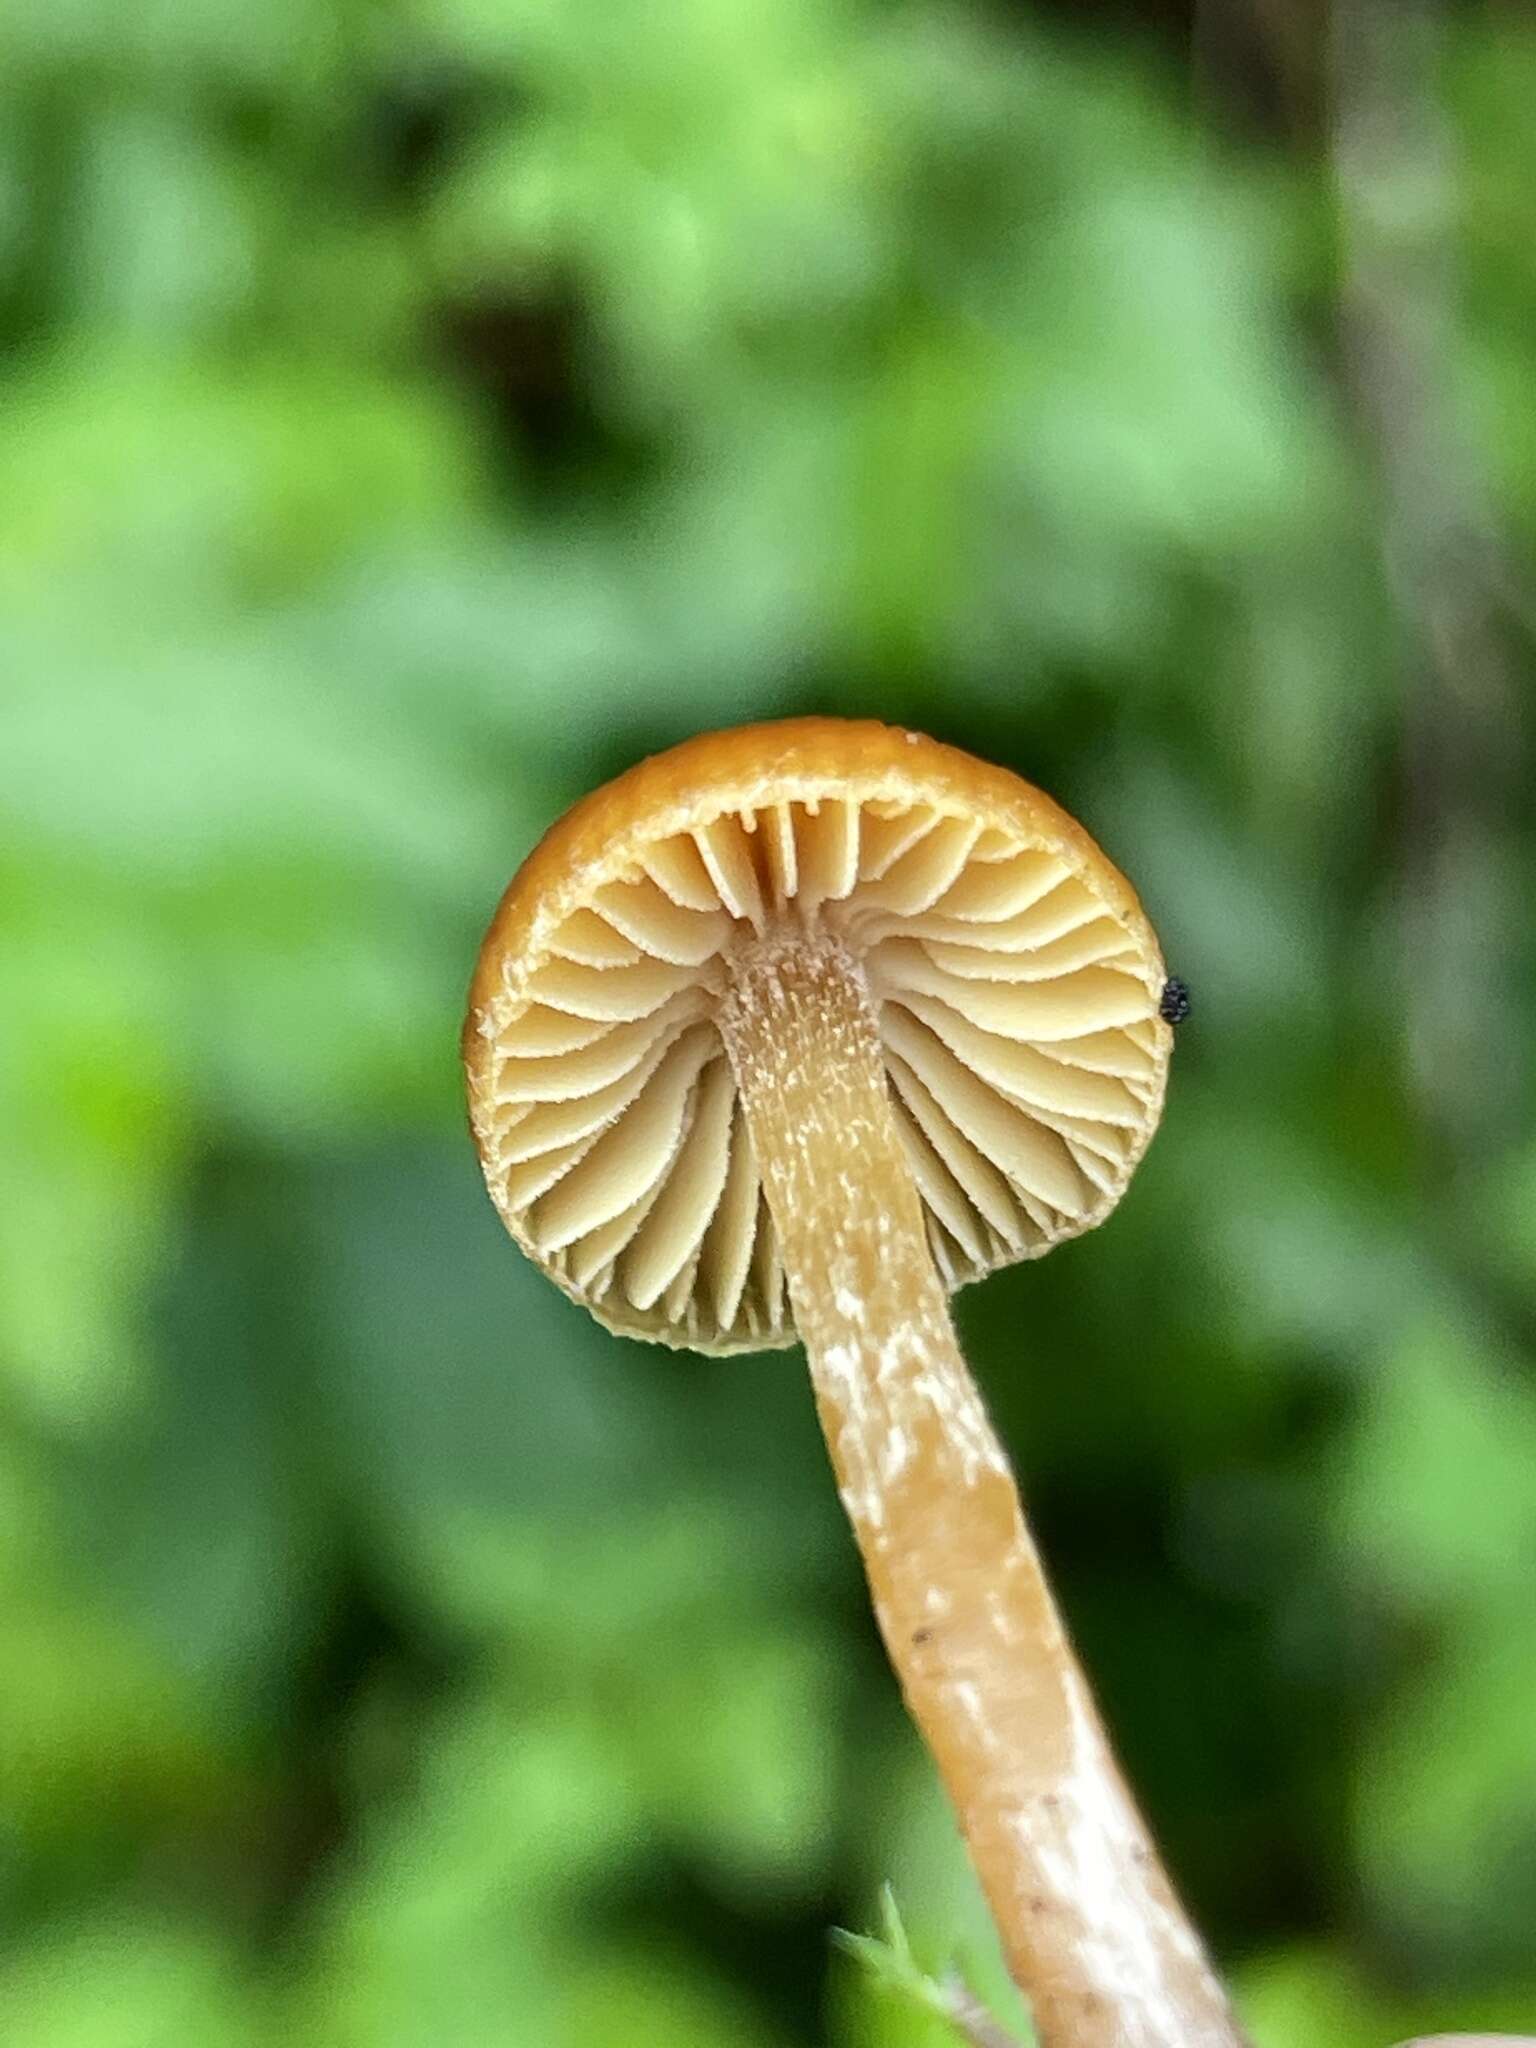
<box><xmin>463</xmin><ymin>718</ymin><xmax>1245</xmax><ymax>2048</ymax></box>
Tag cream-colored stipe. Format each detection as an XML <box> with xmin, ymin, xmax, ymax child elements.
<box><xmin>473</xmin><ymin>795</ymin><xmax>1168</xmax><ymax>1349</ymax></box>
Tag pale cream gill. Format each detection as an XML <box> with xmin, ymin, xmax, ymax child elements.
<box><xmin>479</xmin><ymin>798</ymin><xmax>1167</xmax><ymax>1350</ymax></box>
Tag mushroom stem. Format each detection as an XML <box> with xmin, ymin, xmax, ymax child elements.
<box><xmin>717</xmin><ymin>929</ymin><xmax>1246</xmax><ymax>2048</ymax></box>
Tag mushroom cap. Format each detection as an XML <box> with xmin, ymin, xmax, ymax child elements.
<box><xmin>464</xmin><ymin>718</ymin><xmax>1173</xmax><ymax>1353</ymax></box>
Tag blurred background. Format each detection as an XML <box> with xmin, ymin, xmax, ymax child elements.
<box><xmin>2</xmin><ymin>0</ymin><xmax>1535</xmax><ymax>2042</ymax></box>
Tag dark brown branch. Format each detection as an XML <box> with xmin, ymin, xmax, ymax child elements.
<box><xmin>1331</xmin><ymin>0</ymin><xmax>1532</xmax><ymax>1158</ymax></box>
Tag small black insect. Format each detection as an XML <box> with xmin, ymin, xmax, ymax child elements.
<box><xmin>1159</xmin><ymin>977</ymin><xmax>1192</xmax><ymax>1024</ymax></box>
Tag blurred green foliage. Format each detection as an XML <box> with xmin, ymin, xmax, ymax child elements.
<box><xmin>2</xmin><ymin>0</ymin><xmax>1534</xmax><ymax>2042</ymax></box>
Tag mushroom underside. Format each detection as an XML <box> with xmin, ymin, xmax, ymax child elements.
<box><xmin>473</xmin><ymin>793</ymin><xmax>1167</xmax><ymax>1349</ymax></box>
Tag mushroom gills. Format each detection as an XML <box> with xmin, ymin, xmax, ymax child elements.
<box><xmin>479</xmin><ymin>789</ymin><xmax>1165</xmax><ymax>1343</ymax></box>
